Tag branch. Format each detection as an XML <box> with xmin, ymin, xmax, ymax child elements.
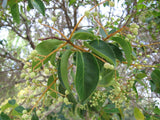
<box><xmin>60</xmin><ymin>0</ymin><xmax>72</xmax><ymax>33</ymax></box>
<box><xmin>20</xmin><ymin>14</ymin><xmax>35</xmax><ymax>49</ymax></box>
<box><xmin>0</xmin><ymin>48</ymin><xmax>24</xmax><ymax>65</ymax></box>
<box><xmin>6</xmin><ymin>20</ymin><xmax>26</xmax><ymax>39</ymax></box>
<box><xmin>38</xmin><ymin>36</ymin><xmax>67</xmax><ymax>41</ymax></box>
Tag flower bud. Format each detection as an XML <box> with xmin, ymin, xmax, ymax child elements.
<box><xmin>38</xmin><ymin>19</ymin><xmax>42</xmax><ymax>23</ymax></box>
<box><xmin>109</xmin><ymin>1</ymin><xmax>115</xmax><ymax>7</ymax></box>
<box><xmin>52</xmin><ymin>16</ymin><xmax>57</xmax><ymax>22</ymax></box>
<box><xmin>84</xmin><ymin>10</ymin><xmax>90</xmax><ymax>18</ymax></box>
<box><xmin>104</xmin><ymin>63</ymin><xmax>114</xmax><ymax>69</ymax></box>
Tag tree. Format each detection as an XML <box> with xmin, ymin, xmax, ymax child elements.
<box><xmin>0</xmin><ymin>0</ymin><xmax>160</xmax><ymax>119</ymax></box>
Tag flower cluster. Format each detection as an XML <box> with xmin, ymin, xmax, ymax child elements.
<box><xmin>125</xmin><ymin>23</ymin><xmax>139</xmax><ymax>41</ymax></box>
<box><xmin>22</xmin><ymin>110</ymin><xmax>31</xmax><ymax>120</ymax></box>
<box><xmin>104</xmin><ymin>62</ymin><xmax>114</xmax><ymax>70</ymax></box>
<box><xmin>108</xmin><ymin>78</ymin><xmax>136</xmax><ymax>108</ymax></box>
<box><xmin>89</xmin><ymin>91</ymin><xmax>107</xmax><ymax>107</ymax></box>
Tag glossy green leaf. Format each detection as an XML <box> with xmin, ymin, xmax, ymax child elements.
<box><xmin>99</xmin><ymin>69</ymin><xmax>114</xmax><ymax>87</ymax></box>
<box><xmin>154</xmin><ymin>106</ymin><xmax>160</xmax><ymax>115</ymax></box>
<box><xmin>69</xmin><ymin>0</ymin><xmax>76</xmax><ymax>6</ymax></box>
<box><xmin>150</xmin><ymin>80</ymin><xmax>156</xmax><ymax>92</ymax></box>
<box><xmin>104</xmin><ymin>104</ymin><xmax>119</xmax><ymax>113</ymax></box>
<box><xmin>27</xmin><ymin>0</ymin><xmax>34</xmax><ymax>9</ymax></box>
<box><xmin>151</xmin><ymin>69</ymin><xmax>160</xmax><ymax>84</ymax></box>
<box><xmin>47</xmin><ymin>75</ymin><xmax>57</xmax><ymax>98</ymax></box>
<box><xmin>36</xmin><ymin>39</ymin><xmax>64</xmax><ymax>55</ymax></box>
<box><xmin>32</xmin><ymin>39</ymin><xmax>63</xmax><ymax>69</ymax></box>
<box><xmin>31</xmin><ymin>111</ymin><xmax>39</xmax><ymax>120</ymax></box>
<box><xmin>136</xmin><ymin>72</ymin><xmax>147</xmax><ymax>79</ymax></box>
<box><xmin>105</xmin><ymin>108</ymin><xmax>119</xmax><ymax>113</ymax></box>
<box><xmin>72</xmin><ymin>29</ymin><xmax>98</xmax><ymax>40</ymax></box>
<box><xmin>75</xmin><ymin>52</ymin><xmax>99</xmax><ymax>102</ymax></box>
<box><xmin>60</xmin><ymin>50</ymin><xmax>72</xmax><ymax>92</ymax></box>
<box><xmin>1</xmin><ymin>101</ymin><xmax>18</xmax><ymax>112</ymax></box>
<box><xmin>14</xmin><ymin>106</ymin><xmax>25</xmax><ymax>114</ymax></box>
<box><xmin>111</xmin><ymin>37</ymin><xmax>132</xmax><ymax>65</ymax></box>
<box><xmin>11</xmin><ymin>109</ymin><xmax>21</xmax><ymax>116</ymax></box>
<box><xmin>108</xmin><ymin>43</ymin><xmax>124</xmax><ymax>62</ymax></box>
<box><xmin>134</xmin><ymin>107</ymin><xmax>144</xmax><ymax>120</ymax></box>
<box><xmin>50</xmin><ymin>52</ymin><xmax>57</xmax><ymax>66</ymax></box>
<box><xmin>84</xmin><ymin>40</ymin><xmax>116</xmax><ymax>65</ymax></box>
<box><xmin>151</xmin><ymin>69</ymin><xmax>160</xmax><ymax>93</ymax></box>
<box><xmin>108</xmin><ymin>28</ymin><xmax>117</xmax><ymax>35</ymax></box>
<box><xmin>133</xmin><ymin>81</ymin><xmax>138</xmax><ymax>99</ymax></box>
<box><xmin>8</xmin><ymin>99</ymin><xmax>16</xmax><ymax>105</ymax></box>
<box><xmin>58</xmin><ymin>84</ymin><xmax>77</xmax><ymax>105</ymax></box>
<box><xmin>100</xmin><ymin>27</ymin><xmax>107</xmax><ymax>38</ymax></box>
<box><xmin>8</xmin><ymin>0</ymin><xmax>17</xmax><ymax>8</ymax></box>
<box><xmin>57</xmin><ymin>59</ymin><xmax>65</xmax><ymax>88</ymax></box>
<box><xmin>0</xmin><ymin>112</ymin><xmax>10</xmax><ymax>120</ymax></box>
<box><xmin>31</xmin><ymin>0</ymin><xmax>45</xmax><ymax>16</ymax></box>
<box><xmin>10</xmin><ymin>3</ymin><xmax>20</xmax><ymax>24</ymax></box>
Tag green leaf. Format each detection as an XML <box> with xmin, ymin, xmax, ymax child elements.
<box><xmin>136</xmin><ymin>72</ymin><xmax>147</xmax><ymax>79</ymax></box>
<box><xmin>32</xmin><ymin>39</ymin><xmax>64</xmax><ymax>70</ymax></box>
<box><xmin>8</xmin><ymin>99</ymin><xmax>16</xmax><ymax>105</ymax></box>
<box><xmin>104</xmin><ymin>104</ymin><xmax>119</xmax><ymax>113</ymax></box>
<box><xmin>103</xmin><ymin>1</ymin><xmax>109</xmax><ymax>7</ymax></box>
<box><xmin>0</xmin><ymin>112</ymin><xmax>10</xmax><ymax>120</ymax></box>
<box><xmin>154</xmin><ymin>106</ymin><xmax>160</xmax><ymax>115</ymax></box>
<box><xmin>8</xmin><ymin>0</ymin><xmax>17</xmax><ymax>8</ymax></box>
<box><xmin>151</xmin><ymin>70</ymin><xmax>160</xmax><ymax>84</ymax></box>
<box><xmin>111</xmin><ymin>37</ymin><xmax>132</xmax><ymax>65</ymax></box>
<box><xmin>134</xmin><ymin>107</ymin><xmax>144</xmax><ymax>120</ymax></box>
<box><xmin>31</xmin><ymin>111</ymin><xmax>39</xmax><ymax>120</ymax></box>
<box><xmin>108</xmin><ymin>43</ymin><xmax>124</xmax><ymax>62</ymax></box>
<box><xmin>69</xmin><ymin>0</ymin><xmax>76</xmax><ymax>6</ymax></box>
<box><xmin>10</xmin><ymin>3</ymin><xmax>20</xmax><ymax>24</ymax></box>
<box><xmin>151</xmin><ymin>69</ymin><xmax>160</xmax><ymax>93</ymax></box>
<box><xmin>11</xmin><ymin>109</ymin><xmax>21</xmax><ymax>116</ymax></box>
<box><xmin>14</xmin><ymin>106</ymin><xmax>25</xmax><ymax>114</ymax></box>
<box><xmin>108</xmin><ymin>28</ymin><xmax>117</xmax><ymax>35</ymax></box>
<box><xmin>50</xmin><ymin>52</ymin><xmax>57</xmax><ymax>66</ymax></box>
<box><xmin>27</xmin><ymin>0</ymin><xmax>34</xmax><ymax>9</ymax></box>
<box><xmin>72</xmin><ymin>29</ymin><xmax>98</xmax><ymax>40</ymax></box>
<box><xmin>58</xmin><ymin>84</ymin><xmax>77</xmax><ymax>105</ymax></box>
<box><xmin>99</xmin><ymin>69</ymin><xmax>114</xmax><ymax>87</ymax></box>
<box><xmin>105</xmin><ymin>108</ymin><xmax>119</xmax><ymax>113</ymax></box>
<box><xmin>99</xmin><ymin>27</ymin><xmax>107</xmax><ymax>38</ymax></box>
<box><xmin>150</xmin><ymin>80</ymin><xmax>156</xmax><ymax>92</ymax></box>
<box><xmin>84</xmin><ymin>40</ymin><xmax>116</xmax><ymax>65</ymax></box>
<box><xmin>36</xmin><ymin>39</ymin><xmax>64</xmax><ymax>55</ymax></box>
<box><xmin>75</xmin><ymin>52</ymin><xmax>99</xmax><ymax>102</ymax></box>
<box><xmin>60</xmin><ymin>50</ymin><xmax>72</xmax><ymax>91</ymax></box>
<box><xmin>31</xmin><ymin>0</ymin><xmax>45</xmax><ymax>16</ymax></box>
<box><xmin>57</xmin><ymin>59</ymin><xmax>65</xmax><ymax>88</ymax></box>
<box><xmin>1</xmin><ymin>101</ymin><xmax>18</xmax><ymax>112</ymax></box>
<box><xmin>133</xmin><ymin>81</ymin><xmax>138</xmax><ymax>99</ymax></box>
<box><xmin>47</xmin><ymin>75</ymin><xmax>57</xmax><ymax>98</ymax></box>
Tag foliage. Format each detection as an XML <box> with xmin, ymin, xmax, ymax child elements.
<box><xmin>0</xmin><ymin>0</ymin><xmax>160</xmax><ymax>120</ymax></box>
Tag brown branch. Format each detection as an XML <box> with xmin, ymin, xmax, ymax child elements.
<box><xmin>103</xmin><ymin>26</ymin><xmax>127</xmax><ymax>41</ymax></box>
<box><xmin>38</xmin><ymin>37</ymin><xmax>67</xmax><ymax>41</ymax></box>
<box><xmin>73</xmin><ymin>6</ymin><xmax>78</xmax><ymax>27</ymax></box>
<box><xmin>61</xmin><ymin>0</ymin><xmax>72</xmax><ymax>33</ymax></box>
<box><xmin>0</xmin><ymin>48</ymin><xmax>24</xmax><ymax>65</ymax></box>
<box><xmin>21</xmin><ymin>14</ymin><xmax>35</xmax><ymax>49</ymax></box>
